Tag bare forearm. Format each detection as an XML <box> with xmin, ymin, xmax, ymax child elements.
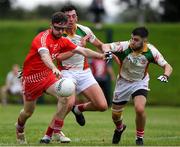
<box><xmin>56</xmin><ymin>51</ymin><xmax>74</xmax><ymax>61</ymax></box>
<box><xmin>39</xmin><ymin>51</ymin><xmax>56</xmax><ymax>70</ymax></box>
<box><xmin>164</xmin><ymin>63</ymin><xmax>173</xmax><ymax>77</ymax></box>
<box><xmin>72</xmin><ymin>46</ymin><xmax>104</xmax><ymax>59</ymax></box>
<box><xmin>102</xmin><ymin>44</ymin><xmax>111</xmax><ymax>52</ymax></box>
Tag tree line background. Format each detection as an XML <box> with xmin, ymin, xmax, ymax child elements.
<box><xmin>0</xmin><ymin>0</ymin><xmax>180</xmax><ymax>22</ymax></box>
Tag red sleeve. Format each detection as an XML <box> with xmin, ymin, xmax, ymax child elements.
<box><xmin>59</xmin><ymin>37</ymin><xmax>77</xmax><ymax>53</ymax></box>
<box><xmin>32</xmin><ymin>31</ymin><xmax>49</xmax><ymax>51</ymax></box>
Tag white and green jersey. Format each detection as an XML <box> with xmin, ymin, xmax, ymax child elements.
<box><xmin>60</xmin><ymin>24</ymin><xmax>96</xmax><ymax>70</ymax></box>
<box><xmin>110</xmin><ymin>41</ymin><xmax>167</xmax><ymax>81</ymax></box>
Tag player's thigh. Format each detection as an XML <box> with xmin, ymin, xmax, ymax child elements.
<box><xmin>82</xmin><ymin>83</ymin><xmax>107</xmax><ymax>106</ymax></box>
<box><xmin>46</xmin><ymin>81</ymin><xmax>58</xmax><ymax>98</ymax></box>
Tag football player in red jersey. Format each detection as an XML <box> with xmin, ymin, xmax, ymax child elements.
<box><xmin>15</xmin><ymin>11</ymin><xmax>110</xmax><ymax>144</ymax></box>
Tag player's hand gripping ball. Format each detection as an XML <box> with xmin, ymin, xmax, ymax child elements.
<box><xmin>55</xmin><ymin>78</ymin><xmax>75</xmax><ymax>97</ymax></box>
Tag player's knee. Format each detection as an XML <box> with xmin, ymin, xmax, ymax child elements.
<box><xmin>97</xmin><ymin>103</ymin><xmax>108</xmax><ymax>111</ymax></box>
<box><xmin>135</xmin><ymin>105</ymin><xmax>145</xmax><ymax>115</ymax></box>
<box><xmin>58</xmin><ymin>97</ymin><xmax>69</xmax><ymax>104</ymax></box>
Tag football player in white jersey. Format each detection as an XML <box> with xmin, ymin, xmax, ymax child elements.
<box><xmin>102</xmin><ymin>26</ymin><xmax>173</xmax><ymax>145</ymax></box>
<box><xmin>57</xmin><ymin>5</ymin><xmax>110</xmax><ymax>127</ymax></box>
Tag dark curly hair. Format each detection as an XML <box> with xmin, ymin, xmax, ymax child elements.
<box><xmin>61</xmin><ymin>4</ymin><xmax>78</xmax><ymax>16</ymax></box>
<box><xmin>132</xmin><ymin>27</ymin><xmax>149</xmax><ymax>38</ymax></box>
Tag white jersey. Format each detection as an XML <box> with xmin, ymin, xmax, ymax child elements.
<box><xmin>6</xmin><ymin>72</ymin><xmax>22</xmax><ymax>94</ymax></box>
<box><xmin>60</xmin><ymin>24</ymin><xmax>96</xmax><ymax>70</ymax></box>
<box><xmin>110</xmin><ymin>41</ymin><xmax>167</xmax><ymax>81</ymax></box>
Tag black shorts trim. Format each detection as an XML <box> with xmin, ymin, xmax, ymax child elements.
<box><xmin>112</xmin><ymin>101</ymin><xmax>128</xmax><ymax>105</ymax></box>
<box><xmin>132</xmin><ymin>89</ymin><xmax>148</xmax><ymax>99</ymax></box>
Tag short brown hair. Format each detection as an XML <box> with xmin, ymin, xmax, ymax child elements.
<box><xmin>51</xmin><ymin>12</ymin><xmax>68</xmax><ymax>24</ymax></box>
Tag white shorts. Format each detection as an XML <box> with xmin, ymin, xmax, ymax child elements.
<box><xmin>113</xmin><ymin>74</ymin><xmax>150</xmax><ymax>104</ymax></box>
<box><xmin>61</xmin><ymin>68</ymin><xmax>97</xmax><ymax>94</ymax></box>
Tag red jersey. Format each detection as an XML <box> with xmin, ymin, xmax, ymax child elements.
<box><xmin>23</xmin><ymin>29</ymin><xmax>77</xmax><ymax>76</ymax></box>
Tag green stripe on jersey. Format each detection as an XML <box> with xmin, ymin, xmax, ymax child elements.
<box><xmin>143</xmin><ymin>49</ymin><xmax>155</xmax><ymax>63</ymax></box>
<box><xmin>114</xmin><ymin>47</ymin><xmax>132</xmax><ymax>61</ymax></box>
<box><xmin>76</xmin><ymin>27</ymin><xmax>87</xmax><ymax>37</ymax></box>
<box><xmin>62</xmin><ymin>33</ymin><xmax>68</xmax><ymax>37</ymax></box>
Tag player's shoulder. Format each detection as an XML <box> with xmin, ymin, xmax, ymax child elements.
<box><xmin>77</xmin><ymin>24</ymin><xmax>89</xmax><ymax>29</ymax></box>
<box><xmin>147</xmin><ymin>43</ymin><xmax>159</xmax><ymax>52</ymax></box>
<box><xmin>77</xmin><ymin>24</ymin><xmax>92</xmax><ymax>33</ymax></box>
<box><xmin>34</xmin><ymin>29</ymin><xmax>50</xmax><ymax>41</ymax></box>
<box><xmin>119</xmin><ymin>40</ymin><xmax>130</xmax><ymax>49</ymax></box>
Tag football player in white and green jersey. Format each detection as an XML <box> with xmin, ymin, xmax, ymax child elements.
<box><xmin>103</xmin><ymin>27</ymin><xmax>173</xmax><ymax>145</ymax></box>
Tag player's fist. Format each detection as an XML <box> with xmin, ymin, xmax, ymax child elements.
<box><xmin>105</xmin><ymin>51</ymin><xmax>113</xmax><ymax>63</ymax></box>
<box><xmin>17</xmin><ymin>70</ymin><xmax>23</xmax><ymax>79</ymax></box>
<box><xmin>52</xmin><ymin>67</ymin><xmax>62</xmax><ymax>79</ymax></box>
<box><xmin>157</xmin><ymin>75</ymin><xmax>169</xmax><ymax>83</ymax></box>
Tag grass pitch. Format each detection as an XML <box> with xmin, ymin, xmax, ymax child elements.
<box><xmin>0</xmin><ymin>104</ymin><xmax>180</xmax><ymax>146</ymax></box>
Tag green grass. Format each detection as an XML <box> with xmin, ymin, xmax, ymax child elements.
<box><xmin>0</xmin><ymin>104</ymin><xmax>180</xmax><ymax>146</ymax></box>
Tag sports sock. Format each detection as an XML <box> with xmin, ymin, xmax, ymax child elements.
<box><xmin>16</xmin><ymin>118</ymin><xmax>24</xmax><ymax>133</ymax></box>
<box><xmin>74</xmin><ymin>104</ymin><xmax>85</xmax><ymax>114</ymax></box>
<box><xmin>17</xmin><ymin>118</ymin><xmax>24</xmax><ymax>127</ymax></box>
<box><xmin>136</xmin><ymin>129</ymin><xmax>144</xmax><ymax>138</ymax></box>
<box><xmin>116</xmin><ymin>123</ymin><xmax>124</xmax><ymax>132</ymax></box>
<box><xmin>53</xmin><ymin>119</ymin><xmax>64</xmax><ymax>134</ymax></box>
<box><xmin>45</xmin><ymin>126</ymin><xmax>54</xmax><ymax>137</ymax></box>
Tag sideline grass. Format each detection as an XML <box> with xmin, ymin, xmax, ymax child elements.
<box><xmin>0</xmin><ymin>104</ymin><xmax>180</xmax><ymax>146</ymax></box>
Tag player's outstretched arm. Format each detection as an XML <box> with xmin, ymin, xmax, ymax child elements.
<box><xmin>72</xmin><ymin>46</ymin><xmax>104</xmax><ymax>59</ymax></box>
<box><xmin>56</xmin><ymin>51</ymin><xmax>74</xmax><ymax>61</ymax></box>
<box><xmin>102</xmin><ymin>44</ymin><xmax>111</xmax><ymax>52</ymax></box>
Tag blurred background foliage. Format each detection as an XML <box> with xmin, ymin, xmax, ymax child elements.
<box><xmin>0</xmin><ymin>0</ymin><xmax>179</xmax><ymax>106</ymax></box>
<box><xmin>0</xmin><ymin>0</ymin><xmax>180</xmax><ymax>22</ymax></box>
<box><xmin>0</xmin><ymin>21</ymin><xmax>179</xmax><ymax>106</ymax></box>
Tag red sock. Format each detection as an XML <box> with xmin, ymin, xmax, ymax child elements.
<box><xmin>45</xmin><ymin>127</ymin><xmax>54</xmax><ymax>137</ymax></box>
<box><xmin>16</xmin><ymin>118</ymin><xmax>24</xmax><ymax>133</ymax></box>
<box><xmin>116</xmin><ymin>123</ymin><xmax>123</xmax><ymax>131</ymax></box>
<box><xmin>77</xmin><ymin>104</ymin><xmax>85</xmax><ymax>112</ymax></box>
<box><xmin>18</xmin><ymin>118</ymin><xmax>24</xmax><ymax>127</ymax></box>
<box><xmin>136</xmin><ymin>129</ymin><xmax>144</xmax><ymax>138</ymax></box>
<box><xmin>53</xmin><ymin>119</ymin><xmax>64</xmax><ymax>134</ymax></box>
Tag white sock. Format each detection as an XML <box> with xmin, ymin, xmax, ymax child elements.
<box><xmin>43</xmin><ymin>135</ymin><xmax>51</xmax><ymax>140</ymax></box>
<box><xmin>74</xmin><ymin>106</ymin><xmax>82</xmax><ymax>115</ymax></box>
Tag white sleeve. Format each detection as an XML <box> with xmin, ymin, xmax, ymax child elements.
<box><xmin>148</xmin><ymin>44</ymin><xmax>167</xmax><ymax>67</ymax></box>
<box><xmin>110</xmin><ymin>41</ymin><xmax>129</xmax><ymax>52</ymax></box>
<box><xmin>6</xmin><ymin>72</ymin><xmax>13</xmax><ymax>83</ymax></box>
<box><xmin>87</xmin><ymin>29</ymin><xmax>96</xmax><ymax>43</ymax></box>
<box><xmin>38</xmin><ymin>47</ymin><xmax>49</xmax><ymax>53</ymax></box>
<box><xmin>77</xmin><ymin>24</ymin><xmax>96</xmax><ymax>43</ymax></box>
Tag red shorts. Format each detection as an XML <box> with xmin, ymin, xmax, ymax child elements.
<box><xmin>22</xmin><ymin>72</ymin><xmax>58</xmax><ymax>101</ymax></box>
